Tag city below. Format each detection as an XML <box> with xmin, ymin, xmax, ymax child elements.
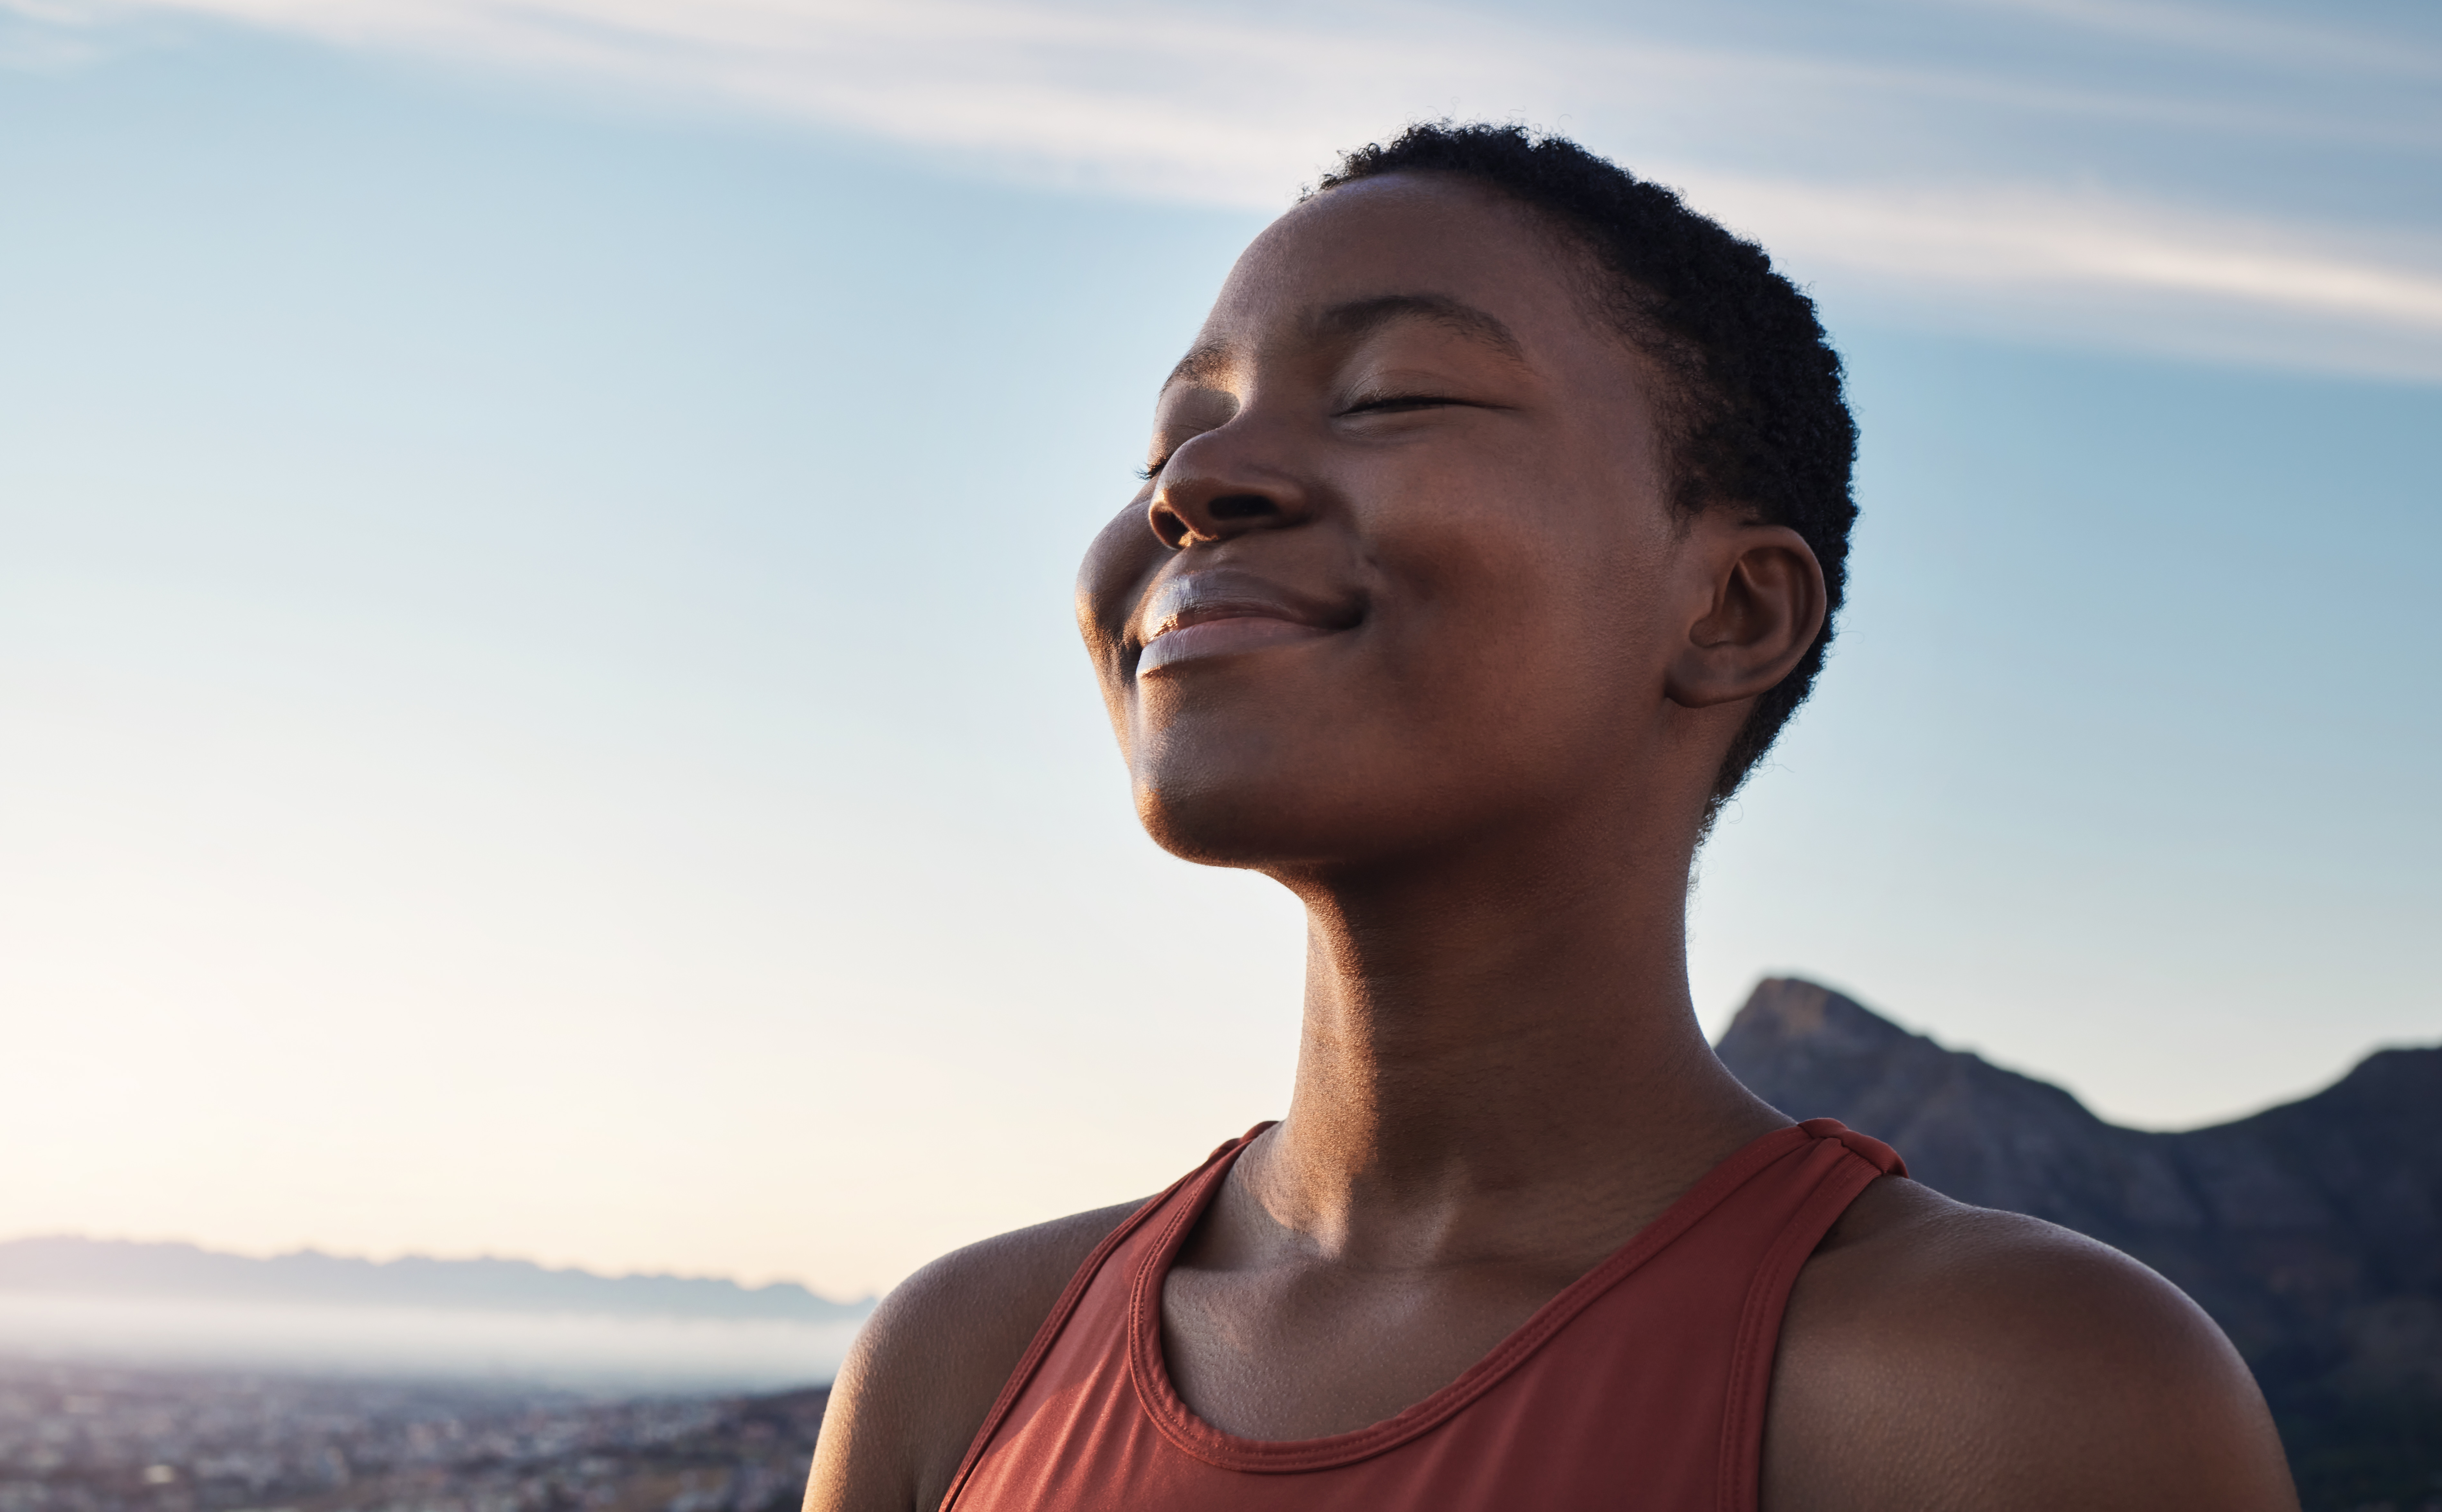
<box><xmin>0</xmin><ymin>1360</ymin><xmax>827</xmax><ymax>1512</ymax></box>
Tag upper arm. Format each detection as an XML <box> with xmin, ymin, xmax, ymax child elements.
<box><xmin>803</xmin><ymin>1201</ymin><xmax>1144</xmax><ymax>1512</ymax></box>
<box><xmin>1763</xmin><ymin>1182</ymin><xmax>2298</xmax><ymax>1512</ymax></box>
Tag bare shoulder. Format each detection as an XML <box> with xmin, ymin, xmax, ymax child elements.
<box><xmin>1763</xmin><ymin>1177</ymin><xmax>2298</xmax><ymax>1512</ymax></box>
<box><xmin>802</xmin><ymin>1199</ymin><xmax>1145</xmax><ymax>1512</ymax></box>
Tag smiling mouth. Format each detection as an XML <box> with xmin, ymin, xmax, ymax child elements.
<box><xmin>1139</xmin><ymin>614</ymin><xmax>1335</xmax><ymax>674</ymax></box>
<box><xmin>1133</xmin><ymin>574</ymin><xmax>1358</xmax><ymax>677</ymax></box>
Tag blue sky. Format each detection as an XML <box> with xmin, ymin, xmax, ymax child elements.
<box><xmin>2</xmin><ymin>0</ymin><xmax>2437</xmax><ymax>1296</ymax></box>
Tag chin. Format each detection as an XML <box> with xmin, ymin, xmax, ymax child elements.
<box><xmin>1129</xmin><ymin>768</ymin><xmax>1340</xmax><ymax>871</ymax></box>
<box><xmin>1135</xmin><ymin>779</ymin><xmax>1313</xmax><ymax>871</ymax></box>
<box><xmin>1128</xmin><ymin>752</ymin><xmax>1468</xmax><ymax>875</ymax></box>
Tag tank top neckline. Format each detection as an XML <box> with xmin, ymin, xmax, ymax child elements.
<box><xmin>1124</xmin><ymin>1119</ymin><xmax>1823</xmax><ymax>1474</ymax></box>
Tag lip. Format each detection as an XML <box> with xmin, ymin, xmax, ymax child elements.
<box><xmin>1134</xmin><ymin>570</ymin><xmax>1357</xmax><ymax>676</ymax></box>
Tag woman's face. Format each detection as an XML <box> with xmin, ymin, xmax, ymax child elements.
<box><xmin>1078</xmin><ymin>173</ymin><xmax>1706</xmax><ymax>875</ymax></box>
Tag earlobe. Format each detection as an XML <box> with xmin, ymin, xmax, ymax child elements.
<box><xmin>1664</xmin><ymin>526</ymin><xmax>1826</xmax><ymax>710</ymax></box>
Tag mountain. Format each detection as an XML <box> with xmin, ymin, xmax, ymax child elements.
<box><xmin>0</xmin><ymin>1237</ymin><xmax>870</xmax><ymax>1322</ymax></box>
<box><xmin>1716</xmin><ymin>976</ymin><xmax>2442</xmax><ymax>1510</ymax></box>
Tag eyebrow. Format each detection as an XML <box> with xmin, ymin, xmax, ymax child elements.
<box><xmin>1312</xmin><ymin>293</ymin><xmax>1527</xmax><ymax>362</ymax></box>
<box><xmin>1162</xmin><ymin>292</ymin><xmax>1528</xmax><ymax>390</ymax></box>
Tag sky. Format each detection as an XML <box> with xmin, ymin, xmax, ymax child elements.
<box><xmin>2</xmin><ymin>0</ymin><xmax>2437</xmax><ymax>1301</ymax></box>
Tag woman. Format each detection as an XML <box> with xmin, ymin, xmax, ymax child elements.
<box><xmin>806</xmin><ymin>124</ymin><xmax>2297</xmax><ymax>1511</ymax></box>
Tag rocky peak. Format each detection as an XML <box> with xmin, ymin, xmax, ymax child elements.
<box><xmin>1712</xmin><ymin>976</ymin><xmax>2442</xmax><ymax>1506</ymax></box>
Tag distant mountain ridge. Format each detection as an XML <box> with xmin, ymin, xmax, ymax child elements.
<box><xmin>1716</xmin><ymin>977</ymin><xmax>2442</xmax><ymax>1507</ymax></box>
<box><xmin>0</xmin><ymin>1237</ymin><xmax>871</xmax><ymax>1322</ymax></box>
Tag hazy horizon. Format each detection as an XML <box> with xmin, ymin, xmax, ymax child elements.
<box><xmin>5</xmin><ymin>982</ymin><xmax>2425</xmax><ymax>1296</ymax></box>
<box><xmin>0</xmin><ymin>1294</ymin><xmax>860</xmax><ymax>1391</ymax></box>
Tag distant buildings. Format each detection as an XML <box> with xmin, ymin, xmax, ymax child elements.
<box><xmin>0</xmin><ymin>1362</ymin><xmax>826</xmax><ymax>1512</ymax></box>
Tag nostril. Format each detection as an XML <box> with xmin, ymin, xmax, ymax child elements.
<box><xmin>1148</xmin><ymin>488</ymin><xmax>1285</xmax><ymax>549</ymax></box>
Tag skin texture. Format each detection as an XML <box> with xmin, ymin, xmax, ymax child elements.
<box><xmin>803</xmin><ymin>174</ymin><xmax>2299</xmax><ymax>1512</ymax></box>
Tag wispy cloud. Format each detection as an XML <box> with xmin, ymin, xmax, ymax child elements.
<box><xmin>1927</xmin><ymin>0</ymin><xmax>2442</xmax><ymax>81</ymax></box>
<box><xmin>17</xmin><ymin>0</ymin><xmax>2442</xmax><ymax>377</ymax></box>
<box><xmin>1692</xmin><ymin>177</ymin><xmax>2442</xmax><ymax>376</ymax></box>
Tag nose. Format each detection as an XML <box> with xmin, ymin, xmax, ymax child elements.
<box><xmin>1146</xmin><ymin>425</ymin><xmax>1314</xmax><ymax>550</ymax></box>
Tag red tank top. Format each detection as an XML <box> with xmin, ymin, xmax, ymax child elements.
<box><xmin>942</xmin><ymin>1119</ymin><xmax>1904</xmax><ymax>1512</ymax></box>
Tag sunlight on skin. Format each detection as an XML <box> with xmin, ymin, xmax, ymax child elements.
<box><xmin>803</xmin><ymin>168</ymin><xmax>2299</xmax><ymax>1512</ymax></box>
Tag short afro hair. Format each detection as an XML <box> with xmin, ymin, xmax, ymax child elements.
<box><xmin>1313</xmin><ymin>123</ymin><xmax>1858</xmax><ymax>812</ymax></box>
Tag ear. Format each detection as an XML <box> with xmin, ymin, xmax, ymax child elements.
<box><xmin>1664</xmin><ymin>518</ymin><xmax>1828</xmax><ymax>710</ymax></box>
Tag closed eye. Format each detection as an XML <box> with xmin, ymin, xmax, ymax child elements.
<box><xmin>1339</xmin><ymin>393</ymin><xmax>1464</xmax><ymax>416</ymax></box>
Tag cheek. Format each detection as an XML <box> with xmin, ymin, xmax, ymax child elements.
<box><xmin>1076</xmin><ymin>504</ymin><xmax>1160</xmax><ymax>699</ymax></box>
<box><xmin>1366</xmin><ymin>474</ymin><xmax>1663</xmax><ymax>743</ymax></box>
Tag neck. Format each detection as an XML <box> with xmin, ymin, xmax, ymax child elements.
<box><xmin>1251</xmin><ymin>814</ymin><xmax>1783</xmax><ymax>1255</ymax></box>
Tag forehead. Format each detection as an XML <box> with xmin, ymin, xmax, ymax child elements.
<box><xmin>1179</xmin><ymin>174</ymin><xmax>1619</xmax><ymax>382</ymax></box>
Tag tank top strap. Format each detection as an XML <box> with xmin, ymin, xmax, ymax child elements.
<box><xmin>1714</xmin><ymin>1119</ymin><xmax>1905</xmax><ymax>1511</ymax></box>
<box><xmin>937</xmin><ymin>1123</ymin><xmax>1274</xmax><ymax>1511</ymax></box>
